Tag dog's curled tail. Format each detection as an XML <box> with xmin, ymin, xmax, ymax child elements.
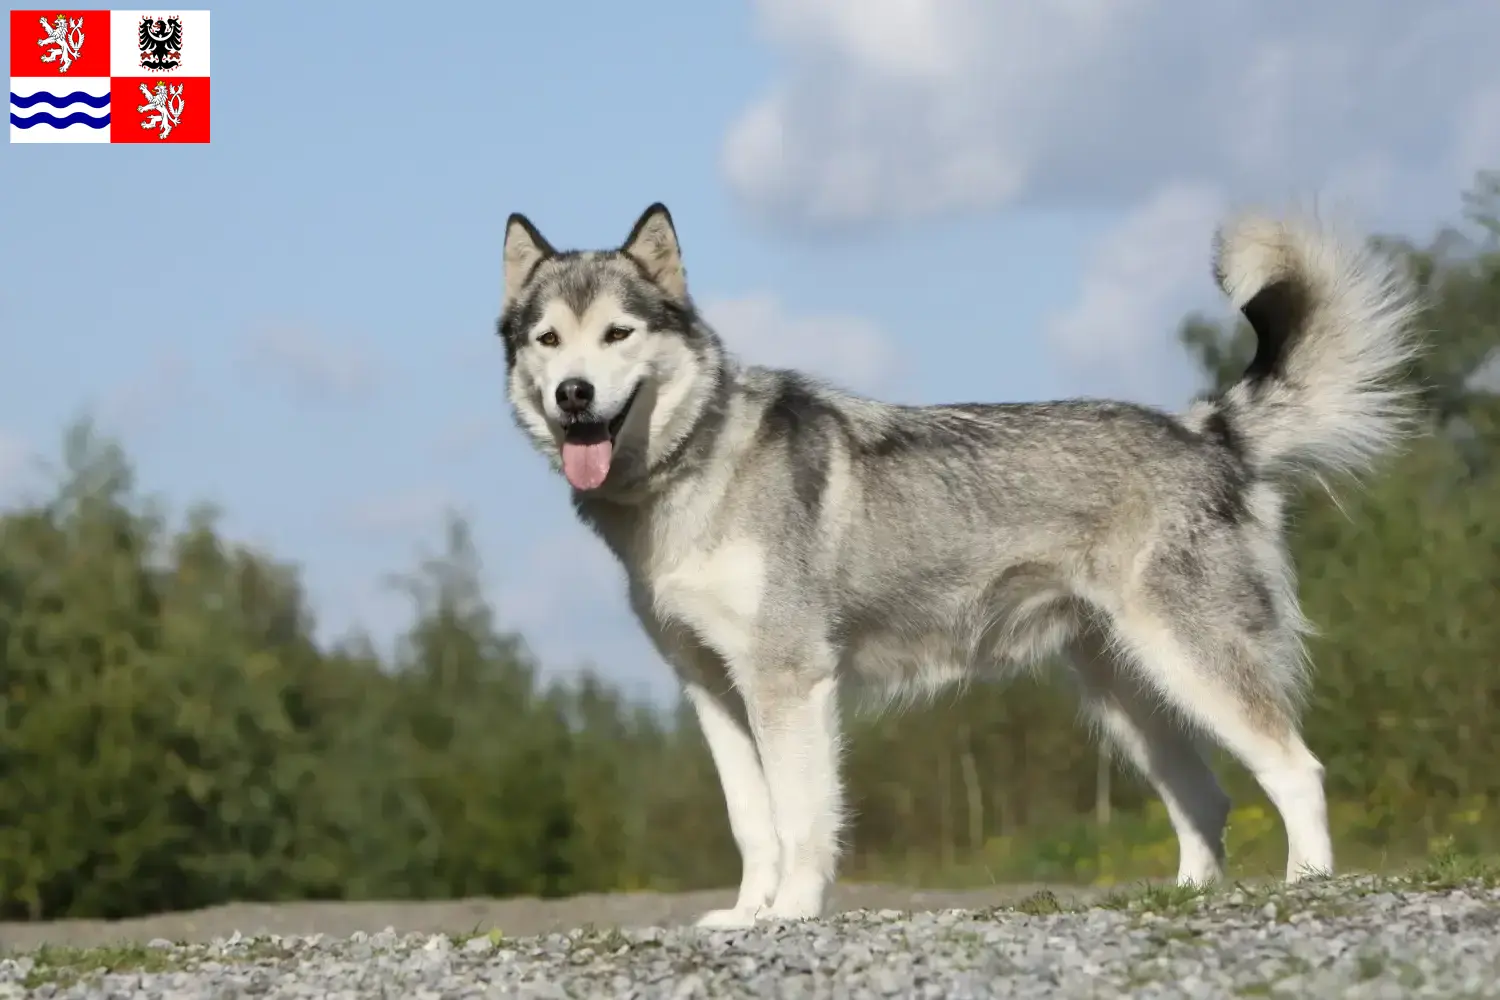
<box><xmin>1204</xmin><ymin>211</ymin><xmax>1424</xmax><ymax>486</ymax></box>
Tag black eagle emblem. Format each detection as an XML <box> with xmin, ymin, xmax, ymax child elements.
<box><xmin>137</xmin><ymin>15</ymin><xmax>183</xmax><ymax>72</ymax></box>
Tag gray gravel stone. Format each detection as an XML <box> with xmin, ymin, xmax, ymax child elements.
<box><xmin>4</xmin><ymin>878</ymin><xmax>1499</xmax><ymax>998</ymax></box>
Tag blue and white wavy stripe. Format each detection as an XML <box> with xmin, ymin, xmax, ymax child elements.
<box><xmin>10</xmin><ymin>89</ymin><xmax>110</xmax><ymax>130</ymax></box>
<box><xmin>11</xmin><ymin>90</ymin><xmax>110</xmax><ymax>109</ymax></box>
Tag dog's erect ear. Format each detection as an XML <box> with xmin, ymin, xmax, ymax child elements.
<box><xmin>503</xmin><ymin>213</ymin><xmax>556</xmax><ymax>308</ymax></box>
<box><xmin>621</xmin><ymin>203</ymin><xmax>687</xmax><ymax>301</ymax></box>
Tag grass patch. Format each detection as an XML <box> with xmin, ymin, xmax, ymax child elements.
<box><xmin>1100</xmin><ymin>880</ymin><xmax>1214</xmax><ymax>915</ymax></box>
<box><xmin>983</xmin><ymin>844</ymin><xmax>1500</xmax><ymax>929</ymax></box>
<box><xmin>561</xmin><ymin>924</ymin><xmax>659</xmax><ymax>958</ymax></box>
<box><xmin>1400</xmin><ymin>843</ymin><xmax>1500</xmax><ymax>890</ymax></box>
<box><xmin>447</xmin><ymin>925</ymin><xmax>506</xmax><ymax>949</ymax></box>
<box><xmin>1013</xmin><ymin>889</ymin><xmax>1064</xmax><ymax>916</ymax></box>
<box><xmin>11</xmin><ymin>936</ymin><xmax>304</xmax><ymax>989</ymax></box>
<box><xmin>18</xmin><ymin>943</ymin><xmax>191</xmax><ymax>989</ymax></box>
<box><xmin>850</xmin><ymin>795</ymin><xmax>1500</xmax><ymax>892</ymax></box>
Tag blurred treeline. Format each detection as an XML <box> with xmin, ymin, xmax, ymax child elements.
<box><xmin>2</xmin><ymin>176</ymin><xmax>1498</xmax><ymax>921</ymax></box>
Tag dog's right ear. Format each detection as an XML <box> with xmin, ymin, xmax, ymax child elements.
<box><xmin>503</xmin><ymin>213</ymin><xmax>556</xmax><ymax>308</ymax></box>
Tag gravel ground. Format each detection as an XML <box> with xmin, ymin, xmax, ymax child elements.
<box><xmin>0</xmin><ymin>885</ymin><xmax>1101</xmax><ymax>951</ymax></box>
<box><xmin>3</xmin><ymin>876</ymin><xmax>1498</xmax><ymax>998</ymax></box>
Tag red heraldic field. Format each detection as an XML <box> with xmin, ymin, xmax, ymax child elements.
<box><xmin>8</xmin><ymin>8</ymin><xmax>210</xmax><ymax>143</ymax></box>
<box><xmin>109</xmin><ymin>73</ymin><xmax>207</xmax><ymax>142</ymax></box>
<box><xmin>10</xmin><ymin>10</ymin><xmax>111</xmax><ymax>76</ymax></box>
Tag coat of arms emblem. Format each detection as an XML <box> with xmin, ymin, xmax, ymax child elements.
<box><xmin>37</xmin><ymin>14</ymin><xmax>86</xmax><ymax>73</ymax></box>
<box><xmin>137</xmin><ymin>81</ymin><xmax>185</xmax><ymax>139</ymax></box>
<box><xmin>137</xmin><ymin>15</ymin><xmax>184</xmax><ymax>72</ymax></box>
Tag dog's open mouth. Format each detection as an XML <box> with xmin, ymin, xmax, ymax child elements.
<box><xmin>559</xmin><ymin>385</ymin><xmax>640</xmax><ymax>491</ymax></box>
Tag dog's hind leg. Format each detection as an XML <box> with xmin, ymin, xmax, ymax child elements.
<box><xmin>1067</xmin><ymin>627</ymin><xmax>1230</xmax><ymax>885</ymax></box>
<box><xmin>683</xmin><ymin>683</ymin><xmax>783</xmax><ymax>928</ymax></box>
<box><xmin>1105</xmin><ymin>570</ymin><xmax>1332</xmax><ymax>884</ymax></box>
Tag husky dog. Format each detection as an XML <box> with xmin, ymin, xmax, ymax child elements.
<box><xmin>498</xmin><ymin>203</ymin><xmax>1420</xmax><ymax>929</ymax></box>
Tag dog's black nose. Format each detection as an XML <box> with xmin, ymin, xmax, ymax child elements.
<box><xmin>555</xmin><ymin>378</ymin><xmax>595</xmax><ymax>415</ymax></box>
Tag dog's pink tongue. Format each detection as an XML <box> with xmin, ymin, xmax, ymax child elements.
<box><xmin>562</xmin><ymin>440</ymin><xmax>613</xmax><ymax>491</ymax></box>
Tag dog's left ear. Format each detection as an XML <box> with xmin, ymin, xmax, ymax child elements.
<box><xmin>621</xmin><ymin>203</ymin><xmax>687</xmax><ymax>301</ymax></box>
<box><xmin>503</xmin><ymin>212</ymin><xmax>556</xmax><ymax>308</ymax></box>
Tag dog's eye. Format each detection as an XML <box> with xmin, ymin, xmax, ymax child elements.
<box><xmin>604</xmin><ymin>325</ymin><xmax>634</xmax><ymax>344</ymax></box>
<box><xmin>536</xmin><ymin>330</ymin><xmax>560</xmax><ymax>348</ymax></box>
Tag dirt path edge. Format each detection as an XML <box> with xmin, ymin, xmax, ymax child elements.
<box><xmin>0</xmin><ymin>883</ymin><xmax>1112</xmax><ymax>951</ymax></box>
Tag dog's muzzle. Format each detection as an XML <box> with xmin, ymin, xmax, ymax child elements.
<box><xmin>557</xmin><ymin>383</ymin><xmax>640</xmax><ymax>491</ymax></box>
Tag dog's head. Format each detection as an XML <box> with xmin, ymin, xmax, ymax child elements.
<box><xmin>499</xmin><ymin>203</ymin><xmax>723</xmax><ymax>495</ymax></box>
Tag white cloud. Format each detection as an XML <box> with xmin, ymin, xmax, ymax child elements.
<box><xmin>245</xmin><ymin>323</ymin><xmax>379</xmax><ymax>402</ymax></box>
<box><xmin>348</xmin><ymin>486</ymin><xmax>456</xmax><ymax>535</ymax></box>
<box><xmin>0</xmin><ymin>430</ymin><xmax>33</xmax><ymax>496</ymax></box>
<box><xmin>1470</xmin><ymin>350</ymin><xmax>1500</xmax><ymax>394</ymax></box>
<box><xmin>725</xmin><ymin>0</ymin><xmax>1500</xmax><ymax>232</ymax></box>
<box><xmin>704</xmin><ymin>294</ymin><xmax>898</xmax><ymax>393</ymax></box>
<box><xmin>493</xmin><ymin>530</ymin><xmax>622</xmax><ymax>650</ymax></box>
<box><xmin>1454</xmin><ymin>84</ymin><xmax>1500</xmax><ymax>190</ymax></box>
<box><xmin>317</xmin><ymin>505</ymin><xmax>667</xmax><ymax>694</ymax></box>
<box><xmin>433</xmin><ymin>413</ymin><xmax>501</xmax><ymax>462</ymax></box>
<box><xmin>1046</xmin><ymin>182</ymin><xmax>1225</xmax><ymax>400</ymax></box>
<box><xmin>97</xmin><ymin>351</ymin><xmax>194</xmax><ymax>433</ymax></box>
<box><xmin>726</xmin><ymin>0</ymin><xmax>1500</xmax><ymax>400</ymax></box>
<box><xmin>490</xmin><ymin>526</ymin><xmax>673</xmax><ymax>698</ymax></box>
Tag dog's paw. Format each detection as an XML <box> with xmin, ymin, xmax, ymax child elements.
<box><xmin>694</xmin><ymin>907</ymin><xmax>761</xmax><ymax>930</ymax></box>
<box><xmin>761</xmin><ymin>904</ymin><xmax>820</xmax><ymax>922</ymax></box>
<box><xmin>760</xmin><ymin>880</ymin><xmax>825</xmax><ymax>922</ymax></box>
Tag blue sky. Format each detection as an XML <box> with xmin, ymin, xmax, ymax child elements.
<box><xmin>4</xmin><ymin>0</ymin><xmax>1498</xmax><ymax>701</ymax></box>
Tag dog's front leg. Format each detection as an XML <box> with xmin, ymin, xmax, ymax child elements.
<box><xmin>684</xmin><ymin>683</ymin><xmax>781</xmax><ymax>929</ymax></box>
<box><xmin>742</xmin><ymin>657</ymin><xmax>844</xmax><ymax>923</ymax></box>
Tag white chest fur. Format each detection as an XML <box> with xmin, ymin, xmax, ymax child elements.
<box><xmin>645</xmin><ymin>535</ymin><xmax>765</xmax><ymax>669</ymax></box>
